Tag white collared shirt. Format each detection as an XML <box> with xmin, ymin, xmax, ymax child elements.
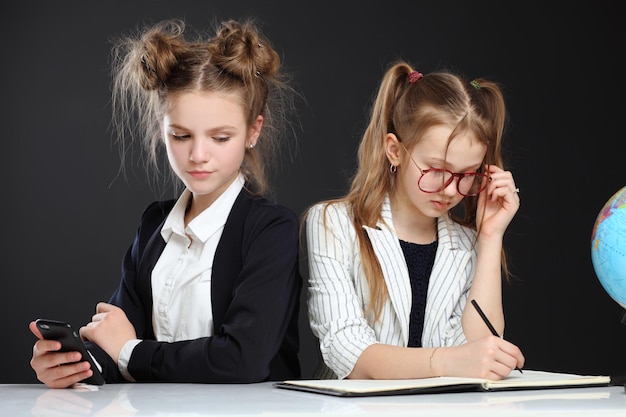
<box><xmin>117</xmin><ymin>174</ymin><xmax>244</xmax><ymax>379</ymax></box>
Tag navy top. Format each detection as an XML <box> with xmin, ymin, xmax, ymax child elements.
<box><xmin>399</xmin><ymin>239</ymin><xmax>438</xmax><ymax>347</ymax></box>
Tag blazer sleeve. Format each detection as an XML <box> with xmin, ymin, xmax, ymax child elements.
<box><xmin>85</xmin><ymin>200</ymin><xmax>173</xmax><ymax>383</ymax></box>
<box><xmin>306</xmin><ymin>202</ymin><xmax>378</xmax><ymax>379</ymax></box>
<box><xmin>126</xmin><ymin>196</ymin><xmax>301</xmax><ymax>383</ymax></box>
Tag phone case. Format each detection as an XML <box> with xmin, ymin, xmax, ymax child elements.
<box><xmin>35</xmin><ymin>318</ymin><xmax>105</xmax><ymax>386</ymax></box>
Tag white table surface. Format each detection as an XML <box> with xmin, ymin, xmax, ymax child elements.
<box><xmin>0</xmin><ymin>382</ymin><xmax>624</xmax><ymax>416</ymax></box>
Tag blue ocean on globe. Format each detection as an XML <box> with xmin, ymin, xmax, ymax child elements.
<box><xmin>591</xmin><ymin>186</ymin><xmax>626</xmax><ymax>309</ymax></box>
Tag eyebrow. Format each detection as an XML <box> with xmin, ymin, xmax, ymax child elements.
<box><xmin>422</xmin><ymin>157</ymin><xmax>482</xmax><ymax>172</ymax></box>
<box><xmin>167</xmin><ymin>123</ymin><xmax>238</xmax><ymax>133</ymax></box>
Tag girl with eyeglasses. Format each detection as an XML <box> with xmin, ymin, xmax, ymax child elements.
<box><xmin>303</xmin><ymin>62</ymin><xmax>525</xmax><ymax>380</ymax></box>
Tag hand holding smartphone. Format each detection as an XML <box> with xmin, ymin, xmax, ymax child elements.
<box><xmin>35</xmin><ymin>318</ymin><xmax>105</xmax><ymax>386</ymax></box>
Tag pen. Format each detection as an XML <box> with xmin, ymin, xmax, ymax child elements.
<box><xmin>470</xmin><ymin>299</ymin><xmax>523</xmax><ymax>374</ymax></box>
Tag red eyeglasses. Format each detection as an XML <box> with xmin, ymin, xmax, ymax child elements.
<box><xmin>399</xmin><ymin>142</ymin><xmax>488</xmax><ymax>197</ymax></box>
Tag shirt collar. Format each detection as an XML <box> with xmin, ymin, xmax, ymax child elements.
<box><xmin>160</xmin><ymin>174</ymin><xmax>245</xmax><ymax>243</ymax></box>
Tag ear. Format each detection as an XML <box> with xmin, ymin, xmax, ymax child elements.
<box><xmin>248</xmin><ymin>115</ymin><xmax>264</xmax><ymax>147</ymax></box>
<box><xmin>385</xmin><ymin>133</ymin><xmax>402</xmax><ymax>167</ymax></box>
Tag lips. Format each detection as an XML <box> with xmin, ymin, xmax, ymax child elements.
<box><xmin>188</xmin><ymin>170</ymin><xmax>212</xmax><ymax>179</ymax></box>
<box><xmin>431</xmin><ymin>200</ymin><xmax>451</xmax><ymax>210</ymax></box>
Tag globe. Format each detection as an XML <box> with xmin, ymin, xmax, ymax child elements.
<box><xmin>591</xmin><ymin>186</ymin><xmax>626</xmax><ymax>309</ymax></box>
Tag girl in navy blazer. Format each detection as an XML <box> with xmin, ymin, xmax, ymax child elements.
<box><xmin>30</xmin><ymin>19</ymin><xmax>301</xmax><ymax>387</ymax></box>
<box><xmin>305</xmin><ymin>64</ymin><xmax>525</xmax><ymax>380</ymax></box>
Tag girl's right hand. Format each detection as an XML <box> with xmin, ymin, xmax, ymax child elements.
<box><xmin>434</xmin><ymin>335</ymin><xmax>525</xmax><ymax>380</ymax></box>
<box><xmin>29</xmin><ymin>321</ymin><xmax>95</xmax><ymax>388</ymax></box>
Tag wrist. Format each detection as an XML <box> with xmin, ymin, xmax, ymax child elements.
<box><xmin>429</xmin><ymin>347</ymin><xmax>441</xmax><ymax>377</ymax></box>
<box><xmin>476</xmin><ymin>232</ymin><xmax>504</xmax><ymax>249</ymax></box>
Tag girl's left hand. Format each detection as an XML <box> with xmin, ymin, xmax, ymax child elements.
<box><xmin>80</xmin><ymin>302</ymin><xmax>137</xmax><ymax>363</ymax></box>
<box><xmin>476</xmin><ymin>165</ymin><xmax>520</xmax><ymax>238</ymax></box>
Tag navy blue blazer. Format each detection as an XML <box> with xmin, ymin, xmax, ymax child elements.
<box><xmin>86</xmin><ymin>188</ymin><xmax>301</xmax><ymax>383</ymax></box>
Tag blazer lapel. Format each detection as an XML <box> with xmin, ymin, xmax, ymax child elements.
<box><xmin>363</xmin><ymin>198</ymin><xmax>411</xmax><ymax>344</ymax></box>
<box><xmin>422</xmin><ymin>216</ymin><xmax>472</xmax><ymax>346</ymax></box>
<box><xmin>363</xmin><ymin>198</ymin><xmax>474</xmax><ymax>348</ymax></box>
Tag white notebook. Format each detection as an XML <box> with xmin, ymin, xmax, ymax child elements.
<box><xmin>274</xmin><ymin>370</ymin><xmax>611</xmax><ymax>397</ymax></box>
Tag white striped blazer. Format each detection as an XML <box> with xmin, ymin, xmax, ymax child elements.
<box><xmin>305</xmin><ymin>196</ymin><xmax>478</xmax><ymax>379</ymax></box>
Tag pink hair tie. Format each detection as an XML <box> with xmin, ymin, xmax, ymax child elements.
<box><xmin>408</xmin><ymin>71</ymin><xmax>423</xmax><ymax>84</ymax></box>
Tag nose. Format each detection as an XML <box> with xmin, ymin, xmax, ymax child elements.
<box><xmin>189</xmin><ymin>139</ymin><xmax>208</xmax><ymax>163</ymax></box>
<box><xmin>441</xmin><ymin>177</ymin><xmax>459</xmax><ymax>197</ymax></box>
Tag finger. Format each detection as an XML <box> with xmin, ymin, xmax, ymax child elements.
<box><xmin>54</xmin><ymin>360</ymin><xmax>92</xmax><ymax>376</ymax></box>
<box><xmin>31</xmin><ymin>349</ymin><xmax>83</xmax><ymax>377</ymax></box>
<box><xmin>486</xmin><ymin>359</ymin><xmax>516</xmax><ymax>380</ymax></box>
<box><xmin>487</xmin><ymin>183</ymin><xmax>511</xmax><ymax>202</ymax></box>
<box><xmin>79</xmin><ymin>324</ymin><xmax>94</xmax><ymax>342</ymax></box>
<box><xmin>488</xmin><ymin>363</ymin><xmax>517</xmax><ymax>380</ymax></box>
<box><xmin>497</xmin><ymin>341</ymin><xmax>525</xmax><ymax>369</ymax></box>
<box><xmin>495</xmin><ymin>350</ymin><xmax>521</xmax><ymax>373</ymax></box>
<box><xmin>96</xmin><ymin>301</ymin><xmax>115</xmax><ymax>313</ymax></box>
<box><xmin>46</xmin><ymin>351</ymin><xmax>83</xmax><ymax>366</ymax></box>
<box><xmin>90</xmin><ymin>302</ymin><xmax>114</xmax><ymax>324</ymax></box>
<box><xmin>46</xmin><ymin>363</ymin><xmax>94</xmax><ymax>389</ymax></box>
<box><xmin>33</xmin><ymin>339</ymin><xmax>63</xmax><ymax>356</ymax></box>
<box><xmin>488</xmin><ymin>180</ymin><xmax>520</xmax><ymax>203</ymax></box>
<box><xmin>29</xmin><ymin>321</ymin><xmax>43</xmax><ymax>339</ymax></box>
<box><xmin>485</xmin><ymin>164</ymin><xmax>504</xmax><ymax>175</ymax></box>
<box><xmin>487</xmin><ymin>174</ymin><xmax>514</xmax><ymax>190</ymax></box>
<box><xmin>486</xmin><ymin>168</ymin><xmax>513</xmax><ymax>184</ymax></box>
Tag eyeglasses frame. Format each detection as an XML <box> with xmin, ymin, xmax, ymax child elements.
<box><xmin>397</xmin><ymin>141</ymin><xmax>489</xmax><ymax>197</ymax></box>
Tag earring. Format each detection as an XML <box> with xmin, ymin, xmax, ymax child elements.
<box><xmin>389</xmin><ymin>164</ymin><xmax>397</xmax><ymax>173</ymax></box>
<box><xmin>249</xmin><ymin>143</ymin><xmax>256</xmax><ymax>149</ymax></box>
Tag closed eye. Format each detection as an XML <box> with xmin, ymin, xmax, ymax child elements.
<box><xmin>213</xmin><ymin>136</ymin><xmax>230</xmax><ymax>143</ymax></box>
<box><xmin>171</xmin><ymin>132</ymin><xmax>191</xmax><ymax>140</ymax></box>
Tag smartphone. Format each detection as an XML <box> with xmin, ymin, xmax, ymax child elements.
<box><xmin>35</xmin><ymin>318</ymin><xmax>105</xmax><ymax>386</ymax></box>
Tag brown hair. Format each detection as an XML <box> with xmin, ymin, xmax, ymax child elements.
<box><xmin>110</xmin><ymin>18</ymin><xmax>297</xmax><ymax>197</ymax></box>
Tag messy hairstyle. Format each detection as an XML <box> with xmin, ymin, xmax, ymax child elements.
<box><xmin>110</xmin><ymin>18</ymin><xmax>297</xmax><ymax>197</ymax></box>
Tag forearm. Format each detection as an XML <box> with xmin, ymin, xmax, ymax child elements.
<box><xmin>463</xmin><ymin>236</ymin><xmax>504</xmax><ymax>339</ymax></box>
<box><xmin>348</xmin><ymin>344</ymin><xmax>439</xmax><ymax>379</ymax></box>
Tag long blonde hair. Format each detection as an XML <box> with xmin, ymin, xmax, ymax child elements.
<box><xmin>310</xmin><ymin>61</ymin><xmax>508</xmax><ymax>320</ymax></box>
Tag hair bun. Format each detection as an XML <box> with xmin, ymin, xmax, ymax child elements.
<box><xmin>137</xmin><ymin>20</ymin><xmax>187</xmax><ymax>90</ymax></box>
<box><xmin>208</xmin><ymin>20</ymin><xmax>280</xmax><ymax>82</ymax></box>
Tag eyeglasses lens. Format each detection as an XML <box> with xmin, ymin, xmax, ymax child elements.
<box><xmin>419</xmin><ymin>171</ymin><xmax>487</xmax><ymax>196</ymax></box>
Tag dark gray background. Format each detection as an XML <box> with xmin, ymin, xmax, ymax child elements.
<box><xmin>1</xmin><ymin>0</ymin><xmax>624</xmax><ymax>383</ymax></box>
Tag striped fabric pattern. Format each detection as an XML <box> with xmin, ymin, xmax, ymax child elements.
<box><xmin>305</xmin><ymin>196</ymin><xmax>477</xmax><ymax>379</ymax></box>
